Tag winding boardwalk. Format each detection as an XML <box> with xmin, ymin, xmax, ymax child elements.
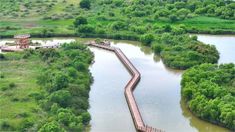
<box><xmin>88</xmin><ymin>42</ymin><xmax>164</xmax><ymax>132</ymax></box>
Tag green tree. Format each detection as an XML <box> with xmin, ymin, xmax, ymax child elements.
<box><xmin>140</xmin><ymin>34</ymin><xmax>154</xmax><ymax>45</ymax></box>
<box><xmin>39</xmin><ymin>121</ymin><xmax>65</xmax><ymax>132</ymax></box>
<box><xmin>80</xmin><ymin>0</ymin><xmax>91</xmax><ymax>9</ymax></box>
<box><xmin>111</xmin><ymin>21</ymin><xmax>126</xmax><ymax>31</ymax></box>
<box><xmin>169</xmin><ymin>14</ymin><xmax>178</xmax><ymax>22</ymax></box>
<box><xmin>0</xmin><ymin>54</ymin><xmax>5</xmax><ymax>60</ymax></box>
<box><xmin>81</xmin><ymin>112</ymin><xmax>91</xmax><ymax>125</ymax></box>
<box><xmin>77</xmin><ymin>25</ymin><xmax>95</xmax><ymax>33</ymax></box>
<box><xmin>49</xmin><ymin>90</ymin><xmax>72</xmax><ymax>107</ymax></box>
<box><xmin>182</xmin><ymin>63</ymin><xmax>235</xmax><ymax>130</ymax></box>
<box><xmin>74</xmin><ymin>16</ymin><xmax>88</xmax><ymax>27</ymax></box>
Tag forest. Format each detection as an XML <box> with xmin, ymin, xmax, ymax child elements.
<box><xmin>181</xmin><ymin>63</ymin><xmax>235</xmax><ymax>130</ymax></box>
<box><xmin>0</xmin><ymin>42</ymin><xmax>94</xmax><ymax>131</ymax></box>
<box><xmin>73</xmin><ymin>0</ymin><xmax>223</xmax><ymax>69</ymax></box>
<box><xmin>0</xmin><ymin>0</ymin><xmax>234</xmax><ymax>37</ymax></box>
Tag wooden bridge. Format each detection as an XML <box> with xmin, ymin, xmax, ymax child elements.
<box><xmin>88</xmin><ymin>42</ymin><xmax>164</xmax><ymax>132</ymax></box>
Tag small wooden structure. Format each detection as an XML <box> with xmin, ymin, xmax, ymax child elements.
<box><xmin>90</xmin><ymin>39</ymin><xmax>111</xmax><ymax>46</ymax></box>
<box><xmin>100</xmin><ymin>39</ymin><xmax>111</xmax><ymax>46</ymax></box>
<box><xmin>14</xmin><ymin>34</ymin><xmax>30</xmax><ymax>49</ymax></box>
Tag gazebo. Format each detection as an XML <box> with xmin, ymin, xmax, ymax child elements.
<box><xmin>14</xmin><ymin>34</ymin><xmax>30</xmax><ymax>49</ymax></box>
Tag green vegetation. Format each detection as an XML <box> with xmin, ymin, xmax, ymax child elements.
<box><xmin>0</xmin><ymin>0</ymin><xmax>235</xmax><ymax>131</ymax></box>
<box><xmin>1</xmin><ymin>0</ymin><xmax>233</xmax><ymax>69</ymax></box>
<box><xmin>0</xmin><ymin>0</ymin><xmax>81</xmax><ymax>37</ymax></box>
<box><xmin>80</xmin><ymin>0</ymin><xmax>91</xmax><ymax>9</ymax></box>
<box><xmin>0</xmin><ymin>0</ymin><xmax>235</xmax><ymax>37</ymax></box>
<box><xmin>0</xmin><ymin>52</ymin><xmax>47</xmax><ymax>131</ymax></box>
<box><xmin>72</xmin><ymin>0</ymin><xmax>222</xmax><ymax>69</ymax></box>
<box><xmin>0</xmin><ymin>42</ymin><xmax>94</xmax><ymax>131</ymax></box>
<box><xmin>181</xmin><ymin>63</ymin><xmax>235</xmax><ymax>130</ymax></box>
<box><xmin>37</xmin><ymin>42</ymin><xmax>93</xmax><ymax>131</ymax></box>
<box><xmin>152</xmin><ymin>34</ymin><xmax>219</xmax><ymax>69</ymax></box>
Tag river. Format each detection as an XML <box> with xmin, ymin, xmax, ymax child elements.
<box><xmin>0</xmin><ymin>35</ymin><xmax>234</xmax><ymax>132</ymax></box>
<box><xmin>89</xmin><ymin>35</ymin><xmax>235</xmax><ymax>132</ymax></box>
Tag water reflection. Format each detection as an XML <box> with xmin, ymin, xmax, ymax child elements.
<box><xmin>112</xmin><ymin>40</ymin><xmax>229</xmax><ymax>132</ymax></box>
<box><xmin>180</xmin><ymin>100</ymin><xmax>230</xmax><ymax>132</ymax></box>
<box><xmin>0</xmin><ymin>36</ymin><xmax>233</xmax><ymax>132</ymax></box>
<box><xmin>153</xmin><ymin>55</ymin><xmax>161</xmax><ymax>62</ymax></box>
<box><xmin>88</xmin><ymin>48</ymin><xmax>135</xmax><ymax>132</ymax></box>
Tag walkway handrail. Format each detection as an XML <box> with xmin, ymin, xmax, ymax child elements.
<box><xmin>88</xmin><ymin>42</ymin><xmax>164</xmax><ymax>132</ymax></box>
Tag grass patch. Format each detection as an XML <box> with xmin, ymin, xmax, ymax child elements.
<box><xmin>178</xmin><ymin>16</ymin><xmax>235</xmax><ymax>32</ymax></box>
<box><xmin>0</xmin><ymin>52</ymin><xmax>47</xmax><ymax>131</ymax></box>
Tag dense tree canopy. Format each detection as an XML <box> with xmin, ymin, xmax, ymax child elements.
<box><xmin>152</xmin><ymin>34</ymin><xmax>219</xmax><ymax>69</ymax></box>
<box><xmin>0</xmin><ymin>42</ymin><xmax>94</xmax><ymax>131</ymax></box>
<box><xmin>74</xmin><ymin>16</ymin><xmax>88</xmax><ymax>27</ymax></box>
<box><xmin>181</xmin><ymin>63</ymin><xmax>235</xmax><ymax>130</ymax></box>
<box><xmin>37</xmin><ymin>42</ymin><xmax>93</xmax><ymax>131</ymax></box>
<box><xmin>33</xmin><ymin>42</ymin><xmax>93</xmax><ymax>131</ymax></box>
<box><xmin>73</xmin><ymin>0</ymin><xmax>227</xmax><ymax>69</ymax></box>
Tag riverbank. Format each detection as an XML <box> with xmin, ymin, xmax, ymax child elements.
<box><xmin>0</xmin><ymin>33</ymin><xmax>221</xmax><ymax>71</ymax></box>
<box><xmin>1</xmin><ymin>30</ymin><xmax>235</xmax><ymax>40</ymax></box>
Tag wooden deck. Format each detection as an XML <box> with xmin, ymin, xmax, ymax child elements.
<box><xmin>88</xmin><ymin>42</ymin><xmax>164</xmax><ymax>132</ymax></box>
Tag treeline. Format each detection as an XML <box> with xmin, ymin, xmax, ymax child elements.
<box><xmin>124</xmin><ymin>0</ymin><xmax>235</xmax><ymax>21</ymax></box>
<box><xmin>74</xmin><ymin>1</ymin><xmax>221</xmax><ymax>69</ymax></box>
<box><xmin>152</xmin><ymin>34</ymin><xmax>219</xmax><ymax>69</ymax></box>
<box><xmin>181</xmin><ymin>63</ymin><xmax>235</xmax><ymax>130</ymax></box>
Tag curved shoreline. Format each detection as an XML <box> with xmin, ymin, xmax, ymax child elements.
<box><xmin>88</xmin><ymin>43</ymin><xmax>163</xmax><ymax>132</ymax></box>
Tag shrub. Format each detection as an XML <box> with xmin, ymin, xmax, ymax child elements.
<box><xmin>9</xmin><ymin>82</ymin><xmax>16</xmax><ymax>88</ymax></box>
<box><xmin>140</xmin><ymin>34</ymin><xmax>155</xmax><ymax>45</ymax></box>
<box><xmin>77</xmin><ymin>25</ymin><xmax>95</xmax><ymax>33</ymax></box>
<box><xmin>49</xmin><ymin>90</ymin><xmax>72</xmax><ymax>107</ymax></box>
<box><xmin>0</xmin><ymin>54</ymin><xmax>5</xmax><ymax>60</ymax></box>
<box><xmin>111</xmin><ymin>21</ymin><xmax>127</xmax><ymax>31</ymax></box>
<box><xmin>81</xmin><ymin>112</ymin><xmax>91</xmax><ymax>125</ymax></box>
<box><xmin>20</xmin><ymin>118</ymin><xmax>34</xmax><ymax>131</ymax></box>
<box><xmin>0</xmin><ymin>121</ymin><xmax>14</xmax><ymax>131</ymax></box>
<box><xmin>39</xmin><ymin>121</ymin><xmax>65</xmax><ymax>132</ymax></box>
<box><xmin>169</xmin><ymin>14</ymin><xmax>178</xmax><ymax>22</ymax></box>
<box><xmin>0</xmin><ymin>73</ymin><xmax>4</xmax><ymax>78</ymax></box>
<box><xmin>80</xmin><ymin>0</ymin><xmax>91</xmax><ymax>9</ymax></box>
<box><xmin>74</xmin><ymin>16</ymin><xmax>88</xmax><ymax>27</ymax></box>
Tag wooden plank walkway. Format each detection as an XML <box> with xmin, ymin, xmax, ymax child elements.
<box><xmin>88</xmin><ymin>42</ymin><xmax>164</xmax><ymax>132</ymax></box>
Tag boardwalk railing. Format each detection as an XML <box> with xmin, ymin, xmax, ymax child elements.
<box><xmin>88</xmin><ymin>42</ymin><xmax>164</xmax><ymax>132</ymax></box>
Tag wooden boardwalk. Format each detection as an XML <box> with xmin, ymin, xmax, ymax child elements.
<box><xmin>88</xmin><ymin>42</ymin><xmax>164</xmax><ymax>132</ymax></box>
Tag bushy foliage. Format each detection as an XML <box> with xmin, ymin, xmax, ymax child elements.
<box><xmin>140</xmin><ymin>34</ymin><xmax>155</xmax><ymax>45</ymax></box>
<box><xmin>37</xmin><ymin>42</ymin><xmax>94</xmax><ymax>131</ymax></box>
<box><xmin>152</xmin><ymin>34</ymin><xmax>219</xmax><ymax>69</ymax></box>
<box><xmin>0</xmin><ymin>54</ymin><xmax>5</xmax><ymax>60</ymax></box>
<box><xmin>74</xmin><ymin>17</ymin><xmax>88</xmax><ymax>27</ymax></box>
<box><xmin>181</xmin><ymin>63</ymin><xmax>235</xmax><ymax>130</ymax></box>
<box><xmin>73</xmin><ymin>0</ymin><xmax>222</xmax><ymax>69</ymax></box>
<box><xmin>39</xmin><ymin>121</ymin><xmax>65</xmax><ymax>132</ymax></box>
<box><xmin>80</xmin><ymin>0</ymin><xmax>91</xmax><ymax>9</ymax></box>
